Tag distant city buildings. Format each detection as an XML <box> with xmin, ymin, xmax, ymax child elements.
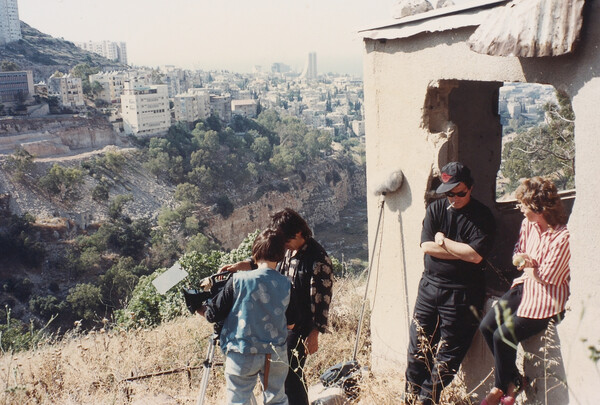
<box><xmin>47</xmin><ymin>73</ymin><xmax>84</xmax><ymax>107</ymax></box>
<box><xmin>271</xmin><ymin>63</ymin><xmax>291</xmax><ymax>74</ymax></box>
<box><xmin>75</xmin><ymin>40</ymin><xmax>128</xmax><ymax>65</ymax></box>
<box><xmin>0</xmin><ymin>0</ymin><xmax>22</xmax><ymax>45</ymax></box>
<box><xmin>0</xmin><ymin>70</ymin><xmax>33</xmax><ymax>103</ymax></box>
<box><xmin>120</xmin><ymin>81</ymin><xmax>170</xmax><ymax>136</ymax></box>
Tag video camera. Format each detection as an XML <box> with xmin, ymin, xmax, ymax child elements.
<box><xmin>182</xmin><ymin>271</ymin><xmax>233</xmax><ymax>315</ymax></box>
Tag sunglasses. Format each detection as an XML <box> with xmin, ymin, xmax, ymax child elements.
<box><xmin>445</xmin><ymin>190</ymin><xmax>468</xmax><ymax>197</ymax></box>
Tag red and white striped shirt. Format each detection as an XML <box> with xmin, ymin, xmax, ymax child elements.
<box><xmin>512</xmin><ymin>218</ymin><xmax>571</xmax><ymax>319</ymax></box>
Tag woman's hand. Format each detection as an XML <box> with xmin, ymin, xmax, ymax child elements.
<box><xmin>512</xmin><ymin>253</ymin><xmax>536</xmax><ymax>271</ymax></box>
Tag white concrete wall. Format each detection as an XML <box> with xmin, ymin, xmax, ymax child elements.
<box><xmin>362</xmin><ymin>2</ymin><xmax>600</xmax><ymax>403</ymax></box>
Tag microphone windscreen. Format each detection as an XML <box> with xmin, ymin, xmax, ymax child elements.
<box><xmin>373</xmin><ymin>170</ymin><xmax>404</xmax><ymax>196</ymax></box>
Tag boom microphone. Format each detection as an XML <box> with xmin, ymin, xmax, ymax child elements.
<box><xmin>372</xmin><ymin>169</ymin><xmax>404</xmax><ymax>196</ymax></box>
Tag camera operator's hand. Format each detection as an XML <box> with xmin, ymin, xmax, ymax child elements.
<box><xmin>305</xmin><ymin>329</ymin><xmax>319</xmax><ymax>355</ymax></box>
<box><xmin>219</xmin><ymin>260</ymin><xmax>252</xmax><ymax>273</ymax></box>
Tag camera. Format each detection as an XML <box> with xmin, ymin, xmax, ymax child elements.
<box><xmin>182</xmin><ymin>271</ymin><xmax>232</xmax><ymax>314</ymax></box>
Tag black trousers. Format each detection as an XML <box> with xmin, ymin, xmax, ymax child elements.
<box><xmin>478</xmin><ymin>284</ymin><xmax>558</xmax><ymax>392</ymax></box>
<box><xmin>285</xmin><ymin>329</ymin><xmax>309</xmax><ymax>405</ymax></box>
<box><xmin>405</xmin><ymin>277</ymin><xmax>484</xmax><ymax>405</ymax></box>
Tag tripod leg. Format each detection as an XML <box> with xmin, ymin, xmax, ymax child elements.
<box><xmin>196</xmin><ymin>335</ymin><xmax>218</xmax><ymax>405</ymax></box>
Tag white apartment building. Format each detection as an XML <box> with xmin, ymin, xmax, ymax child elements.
<box><xmin>173</xmin><ymin>88</ymin><xmax>210</xmax><ymax>123</ymax></box>
<box><xmin>231</xmin><ymin>99</ymin><xmax>258</xmax><ymax>118</ymax></box>
<box><xmin>0</xmin><ymin>0</ymin><xmax>21</xmax><ymax>45</ymax></box>
<box><xmin>120</xmin><ymin>81</ymin><xmax>170</xmax><ymax>137</ymax></box>
<box><xmin>209</xmin><ymin>94</ymin><xmax>232</xmax><ymax>122</ymax></box>
<box><xmin>89</xmin><ymin>71</ymin><xmax>127</xmax><ymax>103</ymax></box>
<box><xmin>47</xmin><ymin>73</ymin><xmax>84</xmax><ymax>107</ymax></box>
<box><xmin>75</xmin><ymin>40</ymin><xmax>128</xmax><ymax>65</ymax></box>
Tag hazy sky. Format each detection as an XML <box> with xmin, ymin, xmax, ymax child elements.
<box><xmin>17</xmin><ymin>0</ymin><xmax>474</xmax><ymax>76</ymax></box>
<box><xmin>17</xmin><ymin>0</ymin><xmax>401</xmax><ymax>76</ymax></box>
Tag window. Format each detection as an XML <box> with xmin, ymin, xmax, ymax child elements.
<box><xmin>496</xmin><ymin>83</ymin><xmax>575</xmax><ymax>201</ymax></box>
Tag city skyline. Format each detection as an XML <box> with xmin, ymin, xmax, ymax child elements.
<box><xmin>17</xmin><ymin>0</ymin><xmax>397</xmax><ymax>76</ymax></box>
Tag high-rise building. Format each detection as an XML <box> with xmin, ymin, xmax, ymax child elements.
<box><xmin>271</xmin><ymin>62</ymin><xmax>291</xmax><ymax>74</ymax></box>
<box><xmin>75</xmin><ymin>40</ymin><xmax>128</xmax><ymax>65</ymax></box>
<box><xmin>0</xmin><ymin>0</ymin><xmax>22</xmax><ymax>45</ymax></box>
<box><xmin>301</xmin><ymin>52</ymin><xmax>317</xmax><ymax>80</ymax></box>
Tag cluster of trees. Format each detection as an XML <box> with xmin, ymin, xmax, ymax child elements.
<box><xmin>499</xmin><ymin>91</ymin><xmax>575</xmax><ymax>197</ymax></box>
<box><xmin>0</xmin><ymin>109</ymin><xmax>351</xmax><ymax>351</ymax></box>
<box><xmin>140</xmin><ymin>110</ymin><xmax>333</xmax><ymax>206</ymax></box>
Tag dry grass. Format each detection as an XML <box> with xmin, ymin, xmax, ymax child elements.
<box><xmin>0</xmin><ymin>275</ymin><xmax>472</xmax><ymax>404</ymax></box>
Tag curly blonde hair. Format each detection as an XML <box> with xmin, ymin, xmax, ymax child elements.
<box><xmin>515</xmin><ymin>177</ymin><xmax>567</xmax><ymax>228</ymax></box>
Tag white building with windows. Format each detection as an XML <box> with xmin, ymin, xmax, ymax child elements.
<box><xmin>0</xmin><ymin>0</ymin><xmax>21</xmax><ymax>45</ymax></box>
<box><xmin>47</xmin><ymin>73</ymin><xmax>84</xmax><ymax>107</ymax></box>
<box><xmin>89</xmin><ymin>71</ymin><xmax>127</xmax><ymax>104</ymax></box>
<box><xmin>75</xmin><ymin>40</ymin><xmax>128</xmax><ymax>65</ymax></box>
<box><xmin>173</xmin><ymin>88</ymin><xmax>210</xmax><ymax>123</ymax></box>
<box><xmin>231</xmin><ymin>99</ymin><xmax>258</xmax><ymax>118</ymax></box>
<box><xmin>120</xmin><ymin>81</ymin><xmax>170</xmax><ymax>136</ymax></box>
<box><xmin>209</xmin><ymin>94</ymin><xmax>232</xmax><ymax>122</ymax></box>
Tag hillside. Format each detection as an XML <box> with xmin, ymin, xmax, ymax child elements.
<box><xmin>0</xmin><ymin>21</ymin><xmax>126</xmax><ymax>81</ymax></box>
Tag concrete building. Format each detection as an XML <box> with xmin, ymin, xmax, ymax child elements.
<box><xmin>173</xmin><ymin>88</ymin><xmax>210</xmax><ymax>123</ymax></box>
<box><xmin>301</xmin><ymin>52</ymin><xmax>317</xmax><ymax>80</ymax></box>
<box><xmin>271</xmin><ymin>62</ymin><xmax>291</xmax><ymax>74</ymax></box>
<box><xmin>89</xmin><ymin>71</ymin><xmax>128</xmax><ymax>104</ymax></box>
<box><xmin>231</xmin><ymin>99</ymin><xmax>258</xmax><ymax>118</ymax></box>
<box><xmin>75</xmin><ymin>40</ymin><xmax>128</xmax><ymax>65</ymax></box>
<box><xmin>120</xmin><ymin>81</ymin><xmax>170</xmax><ymax>136</ymax></box>
<box><xmin>0</xmin><ymin>0</ymin><xmax>21</xmax><ymax>45</ymax></box>
<box><xmin>209</xmin><ymin>94</ymin><xmax>231</xmax><ymax>122</ymax></box>
<box><xmin>361</xmin><ymin>0</ymin><xmax>597</xmax><ymax>403</ymax></box>
<box><xmin>0</xmin><ymin>70</ymin><xmax>33</xmax><ymax>103</ymax></box>
<box><xmin>47</xmin><ymin>73</ymin><xmax>84</xmax><ymax>107</ymax></box>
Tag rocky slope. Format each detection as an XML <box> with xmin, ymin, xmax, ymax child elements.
<box><xmin>0</xmin><ymin>146</ymin><xmax>367</xmax><ymax>256</ymax></box>
<box><xmin>1</xmin><ymin>21</ymin><xmax>126</xmax><ymax>82</ymax></box>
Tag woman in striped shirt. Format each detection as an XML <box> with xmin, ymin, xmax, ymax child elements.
<box><xmin>480</xmin><ymin>177</ymin><xmax>571</xmax><ymax>405</ymax></box>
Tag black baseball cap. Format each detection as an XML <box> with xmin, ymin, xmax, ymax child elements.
<box><xmin>436</xmin><ymin>162</ymin><xmax>473</xmax><ymax>194</ymax></box>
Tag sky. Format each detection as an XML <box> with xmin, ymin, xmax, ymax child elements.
<box><xmin>17</xmin><ymin>0</ymin><xmax>400</xmax><ymax>76</ymax></box>
<box><xmin>17</xmin><ymin>0</ymin><xmax>474</xmax><ymax>76</ymax></box>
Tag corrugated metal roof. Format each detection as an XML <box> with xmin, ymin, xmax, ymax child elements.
<box><xmin>360</xmin><ymin>0</ymin><xmax>586</xmax><ymax>58</ymax></box>
<box><xmin>359</xmin><ymin>0</ymin><xmax>509</xmax><ymax>39</ymax></box>
<box><xmin>468</xmin><ymin>0</ymin><xmax>586</xmax><ymax>57</ymax></box>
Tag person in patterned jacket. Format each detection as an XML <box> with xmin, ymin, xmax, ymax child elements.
<box><xmin>221</xmin><ymin>208</ymin><xmax>334</xmax><ymax>405</ymax></box>
<box><xmin>479</xmin><ymin>177</ymin><xmax>571</xmax><ymax>405</ymax></box>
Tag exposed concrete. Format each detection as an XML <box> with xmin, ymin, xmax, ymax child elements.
<box><xmin>0</xmin><ymin>115</ymin><xmax>124</xmax><ymax>157</ymax></box>
<box><xmin>362</xmin><ymin>1</ymin><xmax>600</xmax><ymax>403</ymax></box>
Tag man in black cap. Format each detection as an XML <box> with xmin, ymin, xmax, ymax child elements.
<box><xmin>404</xmin><ymin>162</ymin><xmax>496</xmax><ymax>405</ymax></box>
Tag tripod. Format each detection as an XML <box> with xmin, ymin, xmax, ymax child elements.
<box><xmin>196</xmin><ymin>333</ymin><xmax>222</xmax><ymax>405</ymax></box>
<box><xmin>196</xmin><ymin>332</ymin><xmax>259</xmax><ymax>405</ymax></box>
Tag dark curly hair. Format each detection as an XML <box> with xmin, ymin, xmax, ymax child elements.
<box><xmin>515</xmin><ymin>177</ymin><xmax>567</xmax><ymax>228</ymax></box>
<box><xmin>269</xmin><ymin>208</ymin><xmax>312</xmax><ymax>240</ymax></box>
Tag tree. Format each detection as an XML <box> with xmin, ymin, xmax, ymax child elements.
<box><xmin>4</xmin><ymin>147</ymin><xmax>34</xmax><ymax>181</ymax></box>
<box><xmin>70</xmin><ymin>63</ymin><xmax>100</xmax><ymax>95</ymax></box>
<box><xmin>67</xmin><ymin>283</ymin><xmax>103</xmax><ymax>322</ymax></box>
<box><xmin>91</xmin><ymin>81</ymin><xmax>104</xmax><ymax>99</ymax></box>
<box><xmin>251</xmin><ymin>136</ymin><xmax>273</xmax><ymax>162</ymax></box>
<box><xmin>1</xmin><ymin>60</ymin><xmax>20</xmax><ymax>71</ymax></box>
<box><xmin>501</xmin><ymin>91</ymin><xmax>575</xmax><ymax>194</ymax></box>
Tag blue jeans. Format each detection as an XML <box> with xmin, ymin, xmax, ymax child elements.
<box><xmin>225</xmin><ymin>346</ymin><xmax>289</xmax><ymax>405</ymax></box>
